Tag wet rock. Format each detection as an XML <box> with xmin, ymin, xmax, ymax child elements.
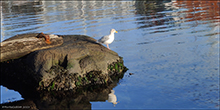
<box><xmin>129</xmin><ymin>73</ymin><xmax>134</xmax><ymax>75</ymax></box>
<box><xmin>1</xmin><ymin>33</ymin><xmax>128</xmax><ymax>91</ymax></box>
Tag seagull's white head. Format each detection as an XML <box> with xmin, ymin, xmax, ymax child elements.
<box><xmin>110</xmin><ymin>29</ymin><xmax>118</xmax><ymax>34</ymax></box>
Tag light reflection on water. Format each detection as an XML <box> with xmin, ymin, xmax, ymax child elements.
<box><xmin>1</xmin><ymin>0</ymin><xmax>219</xmax><ymax>109</ymax></box>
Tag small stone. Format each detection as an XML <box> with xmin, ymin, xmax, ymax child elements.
<box><xmin>129</xmin><ymin>73</ymin><xmax>134</xmax><ymax>75</ymax></box>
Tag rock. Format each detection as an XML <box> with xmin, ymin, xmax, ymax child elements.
<box><xmin>0</xmin><ymin>33</ymin><xmax>63</xmax><ymax>62</ymax></box>
<box><xmin>129</xmin><ymin>73</ymin><xmax>134</xmax><ymax>75</ymax></box>
<box><xmin>1</xmin><ymin>33</ymin><xmax>128</xmax><ymax>91</ymax></box>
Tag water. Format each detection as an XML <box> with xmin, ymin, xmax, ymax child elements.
<box><xmin>0</xmin><ymin>86</ymin><xmax>24</xmax><ymax>104</ymax></box>
<box><xmin>1</xmin><ymin>0</ymin><xmax>219</xmax><ymax>109</ymax></box>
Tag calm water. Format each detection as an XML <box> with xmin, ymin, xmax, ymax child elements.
<box><xmin>1</xmin><ymin>0</ymin><xmax>219</xmax><ymax>109</ymax></box>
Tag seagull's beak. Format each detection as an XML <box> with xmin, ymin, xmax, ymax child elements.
<box><xmin>115</xmin><ymin>31</ymin><xmax>118</xmax><ymax>33</ymax></box>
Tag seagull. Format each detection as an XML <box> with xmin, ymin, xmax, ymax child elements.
<box><xmin>97</xmin><ymin>29</ymin><xmax>118</xmax><ymax>50</ymax></box>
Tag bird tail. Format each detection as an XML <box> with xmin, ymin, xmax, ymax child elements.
<box><xmin>97</xmin><ymin>39</ymin><xmax>101</xmax><ymax>43</ymax></box>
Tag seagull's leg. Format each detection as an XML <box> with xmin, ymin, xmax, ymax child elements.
<box><xmin>106</xmin><ymin>44</ymin><xmax>110</xmax><ymax>50</ymax></box>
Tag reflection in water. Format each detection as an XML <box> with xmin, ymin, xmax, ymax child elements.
<box><xmin>1</xmin><ymin>0</ymin><xmax>137</xmax><ymax>40</ymax></box>
<box><xmin>1</xmin><ymin>77</ymin><xmax>121</xmax><ymax>109</ymax></box>
<box><xmin>173</xmin><ymin>0</ymin><xmax>220</xmax><ymax>22</ymax></box>
<box><xmin>135</xmin><ymin>0</ymin><xmax>220</xmax><ymax>35</ymax></box>
<box><xmin>1</xmin><ymin>1</ymin><xmax>44</xmax><ymax>41</ymax></box>
<box><xmin>108</xmin><ymin>90</ymin><xmax>119</xmax><ymax>107</ymax></box>
<box><xmin>135</xmin><ymin>0</ymin><xmax>171</xmax><ymax>29</ymax></box>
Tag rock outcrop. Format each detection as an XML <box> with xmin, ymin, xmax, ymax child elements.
<box><xmin>1</xmin><ymin>33</ymin><xmax>128</xmax><ymax>91</ymax></box>
<box><xmin>0</xmin><ymin>33</ymin><xmax>63</xmax><ymax>62</ymax></box>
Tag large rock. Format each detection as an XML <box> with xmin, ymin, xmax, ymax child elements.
<box><xmin>1</xmin><ymin>33</ymin><xmax>128</xmax><ymax>91</ymax></box>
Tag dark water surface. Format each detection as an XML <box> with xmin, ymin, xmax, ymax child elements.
<box><xmin>1</xmin><ymin>0</ymin><xmax>219</xmax><ymax>109</ymax></box>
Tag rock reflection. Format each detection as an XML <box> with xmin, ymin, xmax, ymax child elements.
<box><xmin>0</xmin><ymin>83</ymin><xmax>120</xmax><ymax>109</ymax></box>
<box><xmin>108</xmin><ymin>90</ymin><xmax>119</xmax><ymax>107</ymax></box>
<box><xmin>0</xmin><ymin>70</ymin><xmax>123</xmax><ymax>109</ymax></box>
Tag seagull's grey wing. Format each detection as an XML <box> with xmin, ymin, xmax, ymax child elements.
<box><xmin>98</xmin><ymin>35</ymin><xmax>109</xmax><ymax>43</ymax></box>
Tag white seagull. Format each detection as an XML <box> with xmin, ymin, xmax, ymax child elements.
<box><xmin>97</xmin><ymin>29</ymin><xmax>118</xmax><ymax>50</ymax></box>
